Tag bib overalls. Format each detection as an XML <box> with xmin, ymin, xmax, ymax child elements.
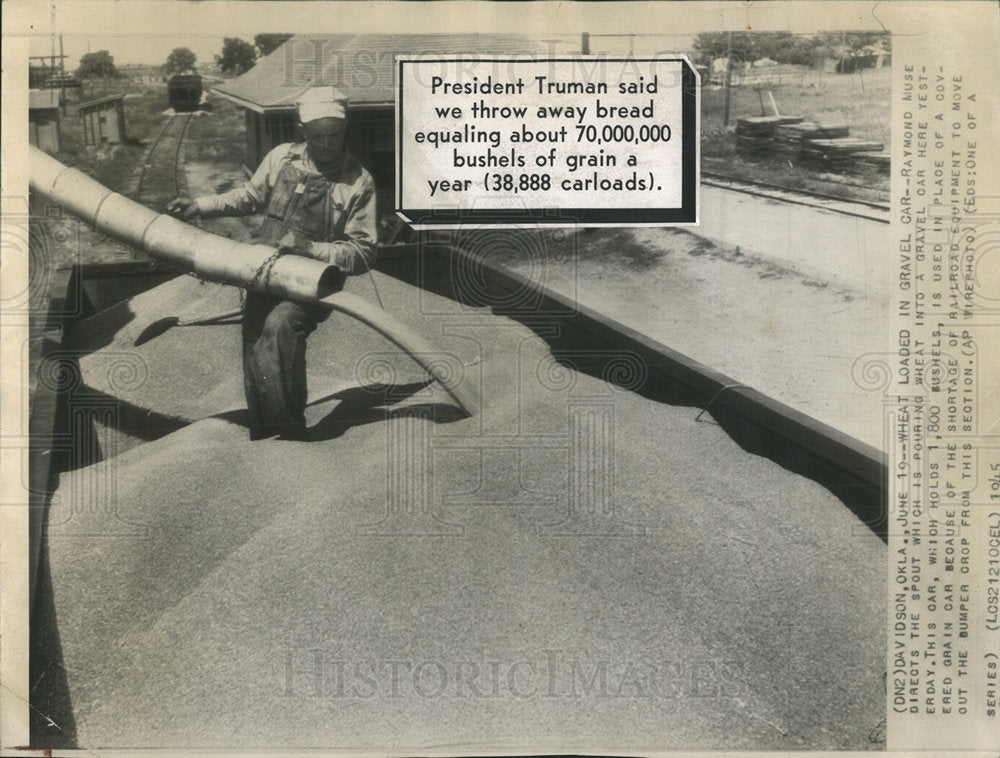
<box><xmin>242</xmin><ymin>152</ymin><xmax>355</xmax><ymax>440</ymax></box>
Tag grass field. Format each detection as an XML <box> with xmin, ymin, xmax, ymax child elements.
<box><xmin>27</xmin><ymin>80</ymin><xmax>252</xmax><ymax>322</ymax></box>
<box><xmin>702</xmin><ymin>64</ymin><xmax>891</xmax><ymax>143</ymax></box>
<box><xmin>49</xmin><ymin>80</ymin><xmax>246</xmax><ymax>194</ymax></box>
<box><xmin>52</xmin><ymin>83</ymin><xmax>177</xmax><ymax>192</ymax></box>
<box><xmin>183</xmin><ymin>94</ymin><xmax>247</xmax><ymax>168</ymax></box>
<box><xmin>700</xmin><ymin>64</ymin><xmax>891</xmax><ymax>198</ymax></box>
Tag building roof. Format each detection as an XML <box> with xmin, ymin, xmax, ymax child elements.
<box><xmin>77</xmin><ymin>93</ymin><xmax>125</xmax><ymax>111</ymax></box>
<box><xmin>28</xmin><ymin>88</ymin><xmax>60</xmax><ymax>110</ymax></box>
<box><xmin>212</xmin><ymin>33</ymin><xmax>555</xmax><ymax>111</ymax></box>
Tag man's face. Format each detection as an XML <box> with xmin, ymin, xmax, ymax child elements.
<box><xmin>302</xmin><ymin>117</ymin><xmax>346</xmax><ymax>167</ymax></box>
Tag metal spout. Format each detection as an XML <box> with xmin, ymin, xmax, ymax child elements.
<box><xmin>29</xmin><ymin>145</ymin><xmax>481</xmax><ymax>416</ymax></box>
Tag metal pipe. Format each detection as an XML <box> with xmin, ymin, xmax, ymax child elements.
<box><xmin>30</xmin><ymin>145</ymin><xmax>340</xmax><ymax>302</ymax></box>
<box><xmin>29</xmin><ymin>145</ymin><xmax>481</xmax><ymax>416</ymax></box>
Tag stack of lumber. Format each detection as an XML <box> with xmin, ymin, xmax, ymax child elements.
<box><xmin>735</xmin><ymin>115</ymin><xmax>804</xmax><ymax>156</ymax></box>
<box><xmin>853</xmin><ymin>151</ymin><xmax>892</xmax><ymax>173</ymax></box>
<box><xmin>773</xmin><ymin>122</ymin><xmax>850</xmax><ymax>160</ymax></box>
<box><xmin>800</xmin><ymin>137</ymin><xmax>885</xmax><ymax>171</ymax></box>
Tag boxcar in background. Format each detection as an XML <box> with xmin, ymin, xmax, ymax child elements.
<box><xmin>168</xmin><ymin>72</ymin><xmax>202</xmax><ymax>112</ymax></box>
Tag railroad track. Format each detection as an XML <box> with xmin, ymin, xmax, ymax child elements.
<box><xmin>133</xmin><ymin>112</ymin><xmax>193</xmax><ymax>209</ymax></box>
<box><xmin>701</xmin><ymin>169</ymin><xmax>890</xmax><ymax>224</ymax></box>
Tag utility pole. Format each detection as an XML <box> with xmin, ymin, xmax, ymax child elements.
<box><xmin>59</xmin><ymin>34</ymin><xmax>66</xmax><ymax>114</ymax></box>
<box><xmin>723</xmin><ymin>29</ymin><xmax>733</xmax><ymax>127</ymax></box>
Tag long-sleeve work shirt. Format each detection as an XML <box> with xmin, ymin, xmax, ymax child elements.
<box><xmin>194</xmin><ymin>142</ymin><xmax>378</xmax><ymax>274</ymax></box>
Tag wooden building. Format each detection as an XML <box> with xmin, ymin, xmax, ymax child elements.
<box><xmin>212</xmin><ymin>34</ymin><xmax>551</xmax><ymax>214</ymax></box>
<box><xmin>29</xmin><ymin>89</ymin><xmax>62</xmax><ymax>154</ymax></box>
<box><xmin>78</xmin><ymin>93</ymin><xmax>127</xmax><ymax>148</ymax></box>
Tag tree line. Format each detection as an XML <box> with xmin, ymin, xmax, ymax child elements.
<box><xmin>73</xmin><ymin>32</ymin><xmax>887</xmax><ymax>82</ymax></box>
<box><xmin>72</xmin><ymin>34</ymin><xmax>293</xmax><ymax>80</ymax></box>
<box><xmin>692</xmin><ymin>30</ymin><xmax>890</xmax><ymax>66</ymax></box>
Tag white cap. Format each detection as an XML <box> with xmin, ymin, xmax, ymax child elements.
<box><xmin>296</xmin><ymin>86</ymin><xmax>348</xmax><ymax>123</ymax></box>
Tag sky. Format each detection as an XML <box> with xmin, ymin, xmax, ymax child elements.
<box><xmin>29</xmin><ymin>34</ymin><xmax>237</xmax><ymax>69</ymax></box>
<box><xmin>18</xmin><ymin>0</ymin><xmax>891</xmax><ymax>69</ymax></box>
<box><xmin>28</xmin><ymin>32</ymin><xmax>704</xmax><ymax>70</ymax></box>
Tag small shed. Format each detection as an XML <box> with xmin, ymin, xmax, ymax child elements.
<box><xmin>78</xmin><ymin>93</ymin><xmax>127</xmax><ymax>148</ymax></box>
<box><xmin>29</xmin><ymin>89</ymin><xmax>62</xmax><ymax>154</ymax></box>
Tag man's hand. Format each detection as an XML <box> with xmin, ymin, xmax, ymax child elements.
<box><xmin>275</xmin><ymin>230</ymin><xmax>315</xmax><ymax>258</ymax></box>
<box><xmin>166</xmin><ymin>197</ymin><xmax>200</xmax><ymax>220</ymax></box>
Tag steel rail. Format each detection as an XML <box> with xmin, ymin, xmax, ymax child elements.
<box><xmin>172</xmin><ymin>113</ymin><xmax>193</xmax><ymax>198</ymax></box>
<box><xmin>700</xmin><ymin>160</ymin><xmax>891</xmax><ymax>198</ymax></box>
<box><xmin>135</xmin><ymin>113</ymin><xmax>176</xmax><ymax>200</ymax></box>
<box><xmin>135</xmin><ymin>113</ymin><xmax>193</xmax><ymax>202</ymax></box>
<box><xmin>701</xmin><ymin>175</ymin><xmax>890</xmax><ymax>224</ymax></box>
<box><xmin>701</xmin><ymin>169</ymin><xmax>890</xmax><ymax>211</ymax></box>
